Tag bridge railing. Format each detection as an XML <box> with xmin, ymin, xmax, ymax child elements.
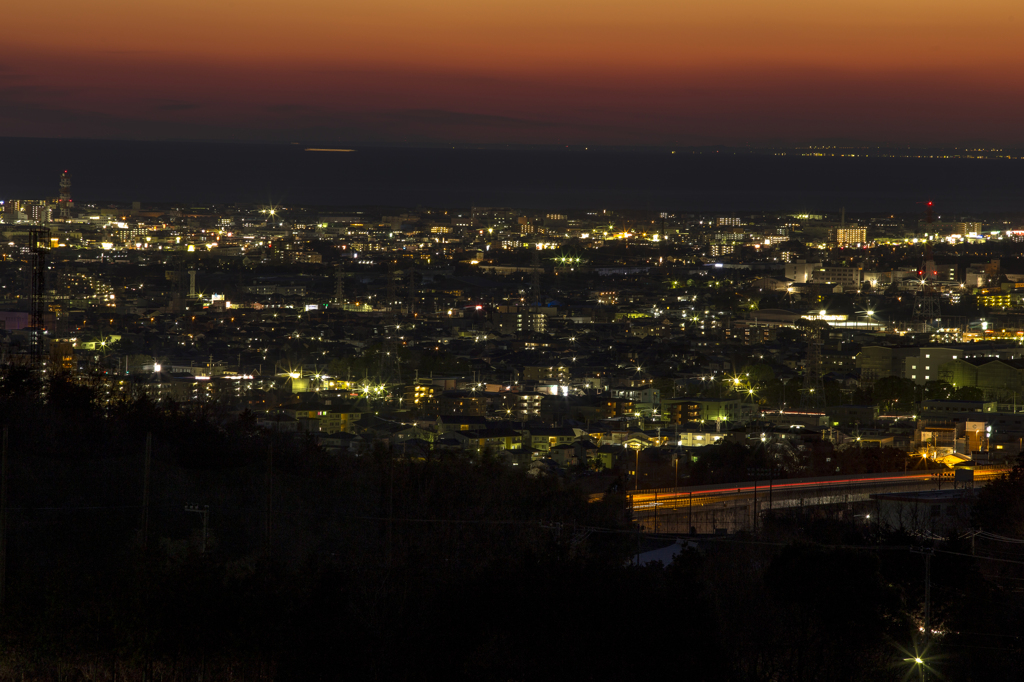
<box><xmin>625</xmin><ymin>466</ymin><xmax>1011</xmax><ymax>500</ymax></box>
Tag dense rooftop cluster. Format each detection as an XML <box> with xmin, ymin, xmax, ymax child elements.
<box><xmin>4</xmin><ymin>199</ymin><xmax>1024</xmax><ymax>681</ymax></box>
<box><xmin>3</xmin><ymin>201</ymin><xmax>1024</xmax><ymax>484</ymax></box>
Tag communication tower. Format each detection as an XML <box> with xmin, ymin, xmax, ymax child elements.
<box><xmin>531</xmin><ymin>246</ymin><xmax>542</xmax><ymax>303</ymax></box>
<box><xmin>378</xmin><ymin>321</ymin><xmax>402</xmax><ymax>386</ymax></box>
<box><xmin>53</xmin><ymin>265</ymin><xmax>71</xmax><ymax>338</ymax></box>
<box><xmin>58</xmin><ymin>170</ymin><xmax>72</xmax><ymax>221</ymax></box>
<box><xmin>378</xmin><ymin>260</ymin><xmax>402</xmax><ymax>386</ymax></box>
<box><xmin>334</xmin><ymin>263</ymin><xmax>345</xmax><ymax>304</ymax></box>
<box><xmin>913</xmin><ymin>290</ymin><xmax>942</xmax><ymax>328</ymax></box>
<box><xmin>407</xmin><ymin>265</ymin><xmax>416</xmax><ymax>315</ymax></box>
<box><xmin>28</xmin><ymin>228</ymin><xmax>50</xmax><ymax>368</ymax></box>
<box><xmin>802</xmin><ymin>322</ymin><xmax>826</xmax><ymax>405</ymax></box>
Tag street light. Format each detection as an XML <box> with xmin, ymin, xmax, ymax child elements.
<box><xmin>902</xmin><ymin>654</ymin><xmax>930</xmax><ymax>682</ymax></box>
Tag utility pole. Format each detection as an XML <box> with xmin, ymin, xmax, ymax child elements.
<box><xmin>911</xmin><ymin>546</ymin><xmax>935</xmax><ymax>672</ymax></box>
<box><xmin>387</xmin><ymin>449</ymin><xmax>395</xmax><ymax>567</ymax></box>
<box><xmin>0</xmin><ymin>427</ymin><xmax>8</xmax><ymax>612</ymax></box>
<box><xmin>924</xmin><ymin>549</ymin><xmax>933</xmax><ymax>649</ymax></box>
<box><xmin>752</xmin><ymin>475</ymin><xmax>758</xmax><ymax>534</ymax></box>
<box><xmin>635</xmin><ymin>526</ymin><xmax>641</xmax><ymax>566</ymax></box>
<box><xmin>141</xmin><ymin>432</ymin><xmax>151</xmax><ymax>549</ymax></box>
<box><xmin>265</xmin><ymin>446</ymin><xmax>273</xmax><ymax>558</ymax></box>
<box><xmin>634</xmin><ymin>449</ymin><xmax>640</xmax><ymax>491</ymax></box>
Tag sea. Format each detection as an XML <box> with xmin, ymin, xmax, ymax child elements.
<box><xmin>2</xmin><ymin>137</ymin><xmax>1024</xmax><ymax>214</ymax></box>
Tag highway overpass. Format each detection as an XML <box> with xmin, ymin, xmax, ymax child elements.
<box><xmin>625</xmin><ymin>466</ymin><xmax>1009</xmax><ymax>534</ymax></box>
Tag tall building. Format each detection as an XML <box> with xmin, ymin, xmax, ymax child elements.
<box><xmin>784</xmin><ymin>261</ymin><xmax>821</xmax><ymax>283</ymax></box>
<box><xmin>832</xmin><ymin>226</ymin><xmax>867</xmax><ymax>246</ymax></box>
<box><xmin>810</xmin><ymin>265</ymin><xmax>862</xmax><ymax>288</ymax></box>
<box><xmin>28</xmin><ymin>202</ymin><xmax>52</xmax><ymax>223</ymax></box>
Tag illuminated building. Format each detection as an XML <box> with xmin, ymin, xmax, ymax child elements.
<box><xmin>832</xmin><ymin>226</ymin><xmax>867</xmax><ymax>246</ymax></box>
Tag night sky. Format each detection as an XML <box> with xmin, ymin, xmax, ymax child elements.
<box><xmin>3</xmin><ymin>1</ymin><xmax>1022</xmax><ymax>146</ymax></box>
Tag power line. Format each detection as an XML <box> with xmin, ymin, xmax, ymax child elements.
<box><xmin>935</xmin><ymin>548</ymin><xmax>1024</xmax><ymax>566</ymax></box>
<box><xmin>977</xmin><ymin>531</ymin><xmax>1024</xmax><ymax>544</ymax></box>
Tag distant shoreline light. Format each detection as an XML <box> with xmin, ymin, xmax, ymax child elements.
<box><xmin>305</xmin><ymin>148</ymin><xmax>356</xmax><ymax>152</ymax></box>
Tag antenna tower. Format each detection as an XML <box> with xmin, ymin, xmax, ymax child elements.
<box><xmin>379</xmin><ymin>260</ymin><xmax>402</xmax><ymax>386</ymax></box>
<box><xmin>914</xmin><ymin>242</ymin><xmax>942</xmax><ymax>328</ymax></box>
<box><xmin>379</xmin><ymin>321</ymin><xmax>402</xmax><ymax>387</ymax></box>
<box><xmin>334</xmin><ymin>263</ymin><xmax>345</xmax><ymax>304</ymax></box>
<box><xmin>407</xmin><ymin>265</ymin><xmax>416</xmax><ymax>315</ymax></box>
<box><xmin>53</xmin><ymin>264</ymin><xmax>71</xmax><ymax>339</ymax></box>
<box><xmin>385</xmin><ymin>260</ymin><xmax>397</xmax><ymax>311</ymax></box>
<box><xmin>58</xmin><ymin>171</ymin><xmax>71</xmax><ymax>221</ymax></box>
<box><xmin>28</xmin><ymin>228</ymin><xmax>49</xmax><ymax>369</ymax></box>
<box><xmin>531</xmin><ymin>246</ymin><xmax>542</xmax><ymax>303</ymax></box>
<box><xmin>802</xmin><ymin>322</ymin><xmax>825</xmax><ymax>405</ymax></box>
<box><xmin>913</xmin><ymin>289</ymin><xmax>942</xmax><ymax>328</ymax></box>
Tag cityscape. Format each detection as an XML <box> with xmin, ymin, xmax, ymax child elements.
<box><xmin>1</xmin><ymin>167</ymin><xmax>1024</xmax><ymax>679</ymax></box>
<box><xmin>4</xmin><ymin>0</ymin><xmax>1024</xmax><ymax>680</ymax></box>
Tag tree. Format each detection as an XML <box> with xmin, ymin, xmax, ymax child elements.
<box><xmin>923</xmin><ymin>380</ymin><xmax>952</xmax><ymax>401</ymax></box>
<box><xmin>952</xmin><ymin>385</ymin><xmax>984</xmax><ymax>401</ymax></box>
<box><xmin>126</xmin><ymin>353</ymin><xmax>155</xmax><ymax>374</ymax></box>
<box><xmin>872</xmin><ymin>376</ymin><xmax>917</xmax><ymax>412</ymax></box>
<box><xmin>973</xmin><ymin>456</ymin><xmax>1024</xmax><ymax>537</ymax></box>
<box><xmin>759</xmin><ymin>545</ymin><xmax>905</xmax><ymax>680</ymax></box>
<box><xmin>0</xmin><ymin>365</ymin><xmax>39</xmax><ymax>403</ymax></box>
<box><xmin>742</xmin><ymin>363</ymin><xmax>775</xmax><ymax>386</ymax></box>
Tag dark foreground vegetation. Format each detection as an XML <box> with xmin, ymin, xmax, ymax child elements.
<box><xmin>0</xmin><ymin>369</ymin><xmax>1022</xmax><ymax>681</ymax></box>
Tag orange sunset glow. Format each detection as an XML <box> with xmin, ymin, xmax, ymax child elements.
<box><xmin>3</xmin><ymin>0</ymin><xmax>1022</xmax><ymax>144</ymax></box>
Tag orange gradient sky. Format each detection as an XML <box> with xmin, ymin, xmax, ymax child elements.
<box><xmin>2</xmin><ymin>0</ymin><xmax>1022</xmax><ymax>145</ymax></box>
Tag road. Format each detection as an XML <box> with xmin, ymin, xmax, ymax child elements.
<box><xmin>625</xmin><ymin>467</ymin><xmax>1010</xmax><ymax>533</ymax></box>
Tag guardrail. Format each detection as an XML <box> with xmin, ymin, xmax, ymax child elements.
<box><xmin>625</xmin><ymin>465</ymin><xmax>1011</xmax><ymax>501</ymax></box>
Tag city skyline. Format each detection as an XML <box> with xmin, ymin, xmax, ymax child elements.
<box><xmin>3</xmin><ymin>1</ymin><xmax>1023</xmax><ymax>145</ymax></box>
<box><xmin>3</xmin><ymin>5</ymin><xmax>1024</xmax><ymax>679</ymax></box>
